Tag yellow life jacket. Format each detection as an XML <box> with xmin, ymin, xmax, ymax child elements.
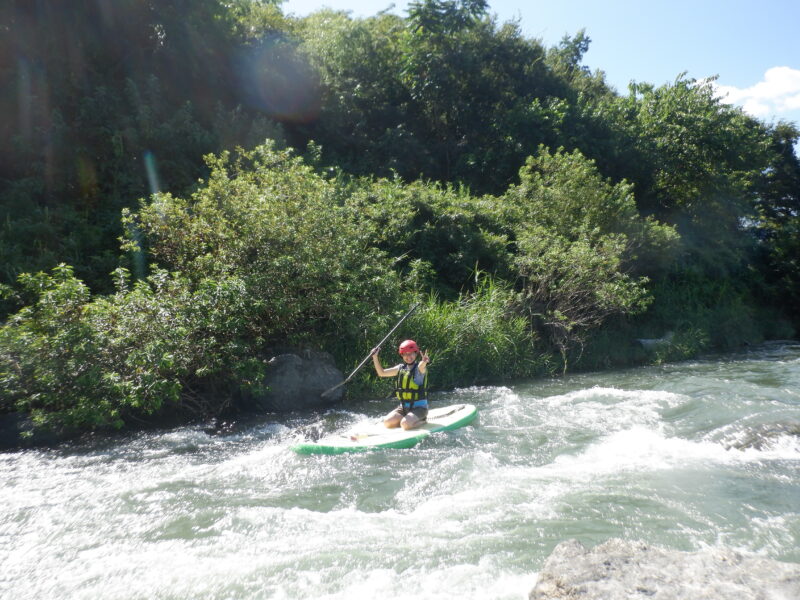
<box><xmin>395</xmin><ymin>362</ymin><xmax>428</xmax><ymax>403</ymax></box>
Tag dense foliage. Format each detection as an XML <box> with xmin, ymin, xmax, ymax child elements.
<box><xmin>1</xmin><ymin>0</ymin><xmax>798</xmax><ymax>433</ymax></box>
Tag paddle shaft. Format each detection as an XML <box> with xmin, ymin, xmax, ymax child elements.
<box><xmin>321</xmin><ymin>302</ymin><xmax>421</xmax><ymax>397</ymax></box>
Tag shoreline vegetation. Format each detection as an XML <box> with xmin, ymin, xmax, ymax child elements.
<box><xmin>1</xmin><ymin>1</ymin><xmax>798</xmax><ymax>439</ymax></box>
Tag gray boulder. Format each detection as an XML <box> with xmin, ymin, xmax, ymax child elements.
<box><xmin>530</xmin><ymin>538</ymin><xmax>800</xmax><ymax>600</ymax></box>
<box><xmin>636</xmin><ymin>331</ymin><xmax>675</xmax><ymax>352</ymax></box>
<box><xmin>722</xmin><ymin>421</ymin><xmax>800</xmax><ymax>450</ymax></box>
<box><xmin>243</xmin><ymin>349</ymin><xmax>345</xmax><ymax>412</ymax></box>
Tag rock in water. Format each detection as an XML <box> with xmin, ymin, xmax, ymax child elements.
<box><xmin>529</xmin><ymin>539</ymin><xmax>800</xmax><ymax>600</ymax></box>
<box><xmin>243</xmin><ymin>349</ymin><xmax>345</xmax><ymax>412</ymax></box>
<box><xmin>722</xmin><ymin>421</ymin><xmax>800</xmax><ymax>450</ymax></box>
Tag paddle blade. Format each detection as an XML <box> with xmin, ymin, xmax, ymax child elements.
<box><xmin>320</xmin><ymin>380</ymin><xmax>346</xmax><ymax>399</ymax></box>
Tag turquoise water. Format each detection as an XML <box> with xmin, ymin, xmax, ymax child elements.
<box><xmin>2</xmin><ymin>342</ymin><xmax>799</xmax><ymax>599</ymax></box>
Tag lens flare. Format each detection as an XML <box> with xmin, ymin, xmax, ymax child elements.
<box><xmin>235</xmin><ymin>36</ymin><xmax>321</xmax><ymax>123</ymax></box>
<box><xmin>143</xmin><ymin>150</ymin><xmax>161</xmax><ymax>196</ymax></box>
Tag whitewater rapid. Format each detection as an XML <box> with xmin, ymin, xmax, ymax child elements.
<box><xmin>1</xmin><ymin>343</ymin><xmax>798</xmax><ymax>599</ymax></box>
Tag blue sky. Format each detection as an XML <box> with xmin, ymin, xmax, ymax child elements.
<box><xmin>280</xmin><ymin>0</ymin><xmax>800</xmax><ymax>128</ymax></box>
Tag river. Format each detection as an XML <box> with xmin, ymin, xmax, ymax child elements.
<box><xmin>2</xmin><ymin>342</ymin><xmax>799</xmax><ymax>599</ymax></box>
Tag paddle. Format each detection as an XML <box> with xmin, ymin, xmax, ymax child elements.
<box><xmin>321</xmin><ymin>302</ymin><xmax>421</xmax><ymax>399</ymax></box>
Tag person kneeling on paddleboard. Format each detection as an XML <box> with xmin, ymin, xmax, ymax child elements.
<box><xmin>371</xmin><ymin>340</ymin><xmax>430</xmax><ymax>430</ymax></box>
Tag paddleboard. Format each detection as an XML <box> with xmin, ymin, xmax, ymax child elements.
<box><xmin>292</xmin><ymin>403</ymin><xmax>477</xmax><ymax>455</ymax></box>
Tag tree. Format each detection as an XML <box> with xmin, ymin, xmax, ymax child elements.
<box><xmin>293</xmin><ymin>4</ymin><xmax>561</xmax><ymax>194</ymax></box>
<box><xmin>614</xmin><ymin>76</ymin><xmax>771</xmax><ymax>273</ymax></box>
<box><xmin>514</xmin><ymin>226</ymin><xmax>651</xmax><ymax>367</ymax></box>
<box><xmin>0</xmin><ymin>0</ymin><xmax>286</xmax><ymax>305</ymax></box>
<box><xmin>502</xmin><ymin>146</ymin><xmax>679</xmax><ymax>269</ymax></box>
<box><xmin>406</xmin><ymin>0</ymin><xmax>489</xmax><ymax>34</ymax></box>
<box><xmin>502</xmin><ymin>147</ymin><xmax>676</xmax><ymax>362</ymax></box>
<box><xmin>753</xmin><ymin>122</ymin><xmax>800</xmax><ymax>324</ymax></box>
<box><xmin>294</xmin><ymin>10</ymin><xmax>421</xmax><ymax>176</ymax></box>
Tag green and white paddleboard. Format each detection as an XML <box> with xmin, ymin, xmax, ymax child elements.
<box><xmin>292</xmin><ymin>403</ymin><xmax>478</xmax><ymax>455</ymax></box>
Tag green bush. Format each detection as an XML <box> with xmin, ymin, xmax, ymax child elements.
<box><xmin>1</xmin><ymin>143</ymin><xmax>407</xmax><ymax>431</ymax></box>
<box><xmin>0</xmin><ymin>264</ymin><xmax>263</xmax><ymax>430</ymax></box>
<box><xmin>499</xmin><ymin>147</ymin><xmax>673</xmax><ymax>364</ymax></box>
<box><xmin>514</xmin><ymin>226</ymin><xmax>651</xmax><ymax>367</ymax></box>
<box><xmin>1</xmin><ymin>265</ymin><xmax>109</xmax><ymax>426</ymax></box>
<box><xmin>124</xmin><ymin>142</ymin><xmax>400</xmax><ymax>347</ymax></box>
<box><xmin>501</xmin><ymin>146</ymin><xmax>680</xmax><ymax>270</ymax></box>
<box><xmin>344</xmin><ymin>177</ymin><xmax>513</xmax><ymax>299</ymax></box>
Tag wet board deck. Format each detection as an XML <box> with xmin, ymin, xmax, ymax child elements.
<box><xmin>291</xmin><ymin>403</ymin><xmax>478</xmax><ymax>455</ymax></box>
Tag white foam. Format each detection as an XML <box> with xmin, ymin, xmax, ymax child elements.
<box><xmin>548</xmin><ymin>426</ymin><xmax>724</xmax><ymax>477</ymax></box>
<box><xmin>483</xmin><ymin>385</ymin><xmax>689</xmax><ymax>440</ymax></box>
<box><xmin>306</xmin><ymin>560</ymin><xmax>534</xmax><ymax>600</ymax></box>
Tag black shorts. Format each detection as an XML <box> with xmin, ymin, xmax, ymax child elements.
<box><xmin>391</xmin><ymin>403</ymin><xmax>428</xmax><ymax>422</ymax></box>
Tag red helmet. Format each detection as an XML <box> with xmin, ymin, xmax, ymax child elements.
<box><xmin>398</xmin><ymin>339</ymin><xmax>419</xmax><ymax>355</ymax></box>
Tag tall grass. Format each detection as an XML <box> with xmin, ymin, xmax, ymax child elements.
<box><xmin>350</xmin><ymin>279</ymin><xmax>551</xmax><ymax>399</ymax></box>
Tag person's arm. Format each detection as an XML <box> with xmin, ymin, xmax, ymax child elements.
<box><xmin>412</xmin><ymin>350</ymin><xmax>430</xmax><ymax>385</ymax></box>
<box><xmin>372</xmin><ymin>348</ymin><xmax>400</xmax><ymax>378</ymax></box>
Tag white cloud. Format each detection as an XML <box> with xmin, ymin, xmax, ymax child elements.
<box><xmin>786</xmin><ymin>93</ymin><xmax>800</xmax><ymax>111</ymax></box>
<box><xmin>715</xmin><ymin>66</ymin><xmax>800</xmax><ymax>121</ymax></box>
<box><xmin>741</xmin><ymin>99</ymin><xmax>771</xmax><ymax>117</ymax></box>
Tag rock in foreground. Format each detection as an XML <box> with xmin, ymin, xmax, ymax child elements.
<box><xmin>530</xmin><ymin>539</ymin><xmax>800</xmax><ymax>600</ymax></box>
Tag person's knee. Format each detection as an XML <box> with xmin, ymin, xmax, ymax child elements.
<box><xmin>384</xmin><ymin>414</ymin><xmax>401</xmax><ymax>428</ymax></box>
<box><xmin>400</xmin><ymin>415</ymin><xmax>420</xmax><ymax>430</ymax></box>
